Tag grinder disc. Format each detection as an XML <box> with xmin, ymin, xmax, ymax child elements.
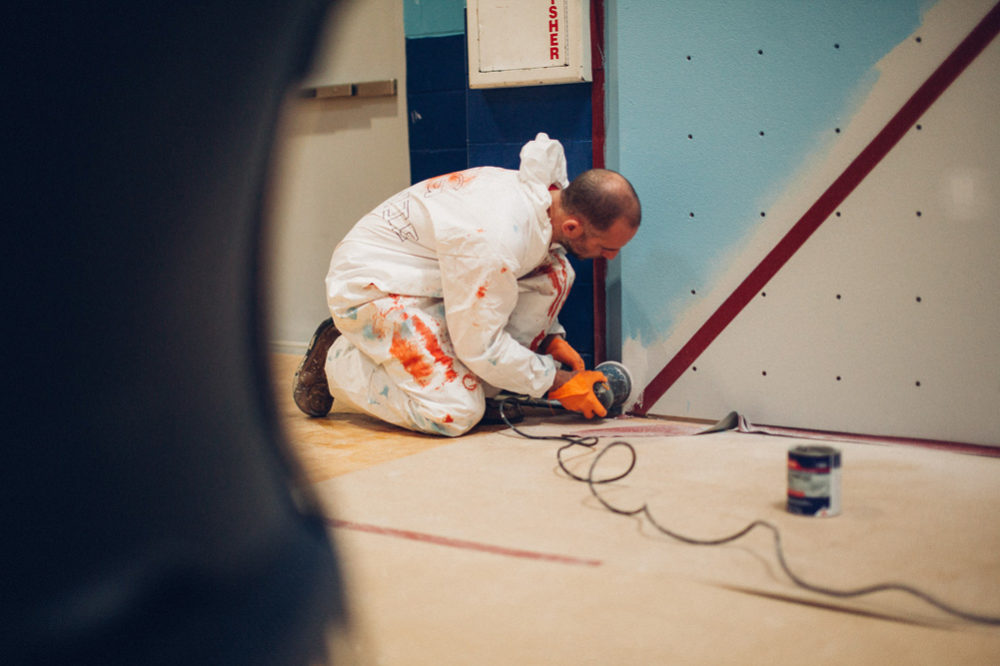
<box><xmin>594</xmin><ymin>360</ymin><xmax>633</xmax><ymax>408</ymax></box>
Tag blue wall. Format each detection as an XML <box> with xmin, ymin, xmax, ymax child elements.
<box><xmin>404</xmin><ymin>1</ymin><xmax>597</xmax><ymax>366</ymax></box>
<box><xmin>606</xmin><ymin>0</ymin><xmax>930</xmax><ymax>350</ymax></box>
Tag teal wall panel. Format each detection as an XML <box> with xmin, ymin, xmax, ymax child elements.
<box><xmin>606</xmin><ymin>0</ymin><xmax>930</xmax><ymax>349</ymax></box>
<box><xmin>404</xmin><ymin>0</ymin><xmax>467</xmax><ymax>37</ymax></box>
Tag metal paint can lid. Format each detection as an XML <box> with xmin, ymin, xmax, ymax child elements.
<box><xmin>788</xmin><ymin>444</ymin><xmax>841</xmax><ymax>468</ymax></box>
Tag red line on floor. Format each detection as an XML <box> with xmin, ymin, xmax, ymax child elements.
<box><xmin>327</xmin><ymin>518</ymin><xmax>603</xmax><ymax>567</ymax></box>
<box><xmin>636</xmin><ymin>2</ymin><xmax>1000</xmax><ymax>415</ymax></box>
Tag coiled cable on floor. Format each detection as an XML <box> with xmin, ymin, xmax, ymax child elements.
<box><xmin>498</xmin><ymin>399</ymin><xmax>1000</xmax><ymax>626</ymax></box>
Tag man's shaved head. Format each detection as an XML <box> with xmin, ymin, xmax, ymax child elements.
<box><xmin>560</xmin><ymin>169</ymin><xmax>641</xmax><ymax>231</ymax></box>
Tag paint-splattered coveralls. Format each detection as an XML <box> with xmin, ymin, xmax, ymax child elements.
<box><xmin>324</xmin><ymin>133</ymin><xmax>574</xmax><ymax>436</ymax></box>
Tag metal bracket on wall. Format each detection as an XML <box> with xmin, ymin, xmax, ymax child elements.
<box><xmin>300</xmin><ymin>79</ymin><xmax>397</xmax><ymax>99</ymax></box>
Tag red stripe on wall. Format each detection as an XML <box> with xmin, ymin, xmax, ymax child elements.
<box><xmin>591</xmin><ymin>0</ymin><xmax>608</xmax><ymax>365</ymax></box>
<box><xmin>636</xmin><ymin>1</ymin><xmax>1000</xmax><ymax>415</ymax></box>
<box><xmin>590</xmin><ymin>0</ymin><xmax>606</xmax><ymax>172</ymax></box>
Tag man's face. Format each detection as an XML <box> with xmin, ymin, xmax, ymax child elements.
<box><xmin>563</xmin><ymin>217</ymin><xmax>638</xmax><ymax>260</ymax></box>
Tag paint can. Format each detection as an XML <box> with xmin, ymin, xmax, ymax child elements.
<box><xmin>786</xmin><ymin>445</ymin><xmax>841</xmax><ymax>517</ymax></box>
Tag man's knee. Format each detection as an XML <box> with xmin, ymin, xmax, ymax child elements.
<box><xmin>406</xmin><ymin>392</ymin><xmax>485</xmax><ymax>437</ymax></box>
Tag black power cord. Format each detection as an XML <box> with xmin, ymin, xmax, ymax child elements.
<box><xmin>499</xmin><ymin>399</ymin><xmax>1000</xmax><ymax>626</ymax></box>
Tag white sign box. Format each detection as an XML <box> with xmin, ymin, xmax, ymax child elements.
<box><xmin>467</xmin><ymin>0</ymin><xmax>592</xmax><ymax>88</ymax></box>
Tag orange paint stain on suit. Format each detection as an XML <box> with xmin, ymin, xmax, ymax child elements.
<box><xmin>390</xmin><ymin>331</ymin><xmax>434</xmax><ymax>387</ymax></box>
<box><xmin>371</xmin><ymin>294</ymin><xmax>408</xmax><ymax>340</ymax></box>
<box><xmin>424</xmin><ymin>169</ymin><xmax>477</xmax><ymax>196</ymax></box>
<box><xmin>411</xmin><ymin>316</ymin><xmax>458</xmax><ymax>383</ymax></box>
<box><xmin>533</xmin><ymin>255</ymin><xmax>570</xmax><ymax>318</ymax></box>
<box><xmin>530</xmin><ymin>330</ymin><xmax>547</xmax><ymax>352</ymax></box>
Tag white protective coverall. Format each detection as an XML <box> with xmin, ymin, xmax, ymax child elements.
<box><xmin>324</xmin><ymin>133</ymin><xmax>575</xmax><ymax>436</ymax></box>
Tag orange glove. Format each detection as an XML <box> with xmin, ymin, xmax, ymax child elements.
<box><xmin>549</xmin><ymin>370</ymin><xmax>608</xmax><ymax>419</ymax></box>
<box><xmin>544</xmin><ymin>336</ymin><xmax>585</xmax><ymax>372</ymax></box>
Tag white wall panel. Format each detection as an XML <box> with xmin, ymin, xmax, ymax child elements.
<box><xmin>626</xmin><ymin>0</ymin><xmax>1000</xmax><ymax>445</ymax></box>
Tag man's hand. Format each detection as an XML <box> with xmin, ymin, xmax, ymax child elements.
<box><xmin>543</xmin><ymin>336</ymin><xmax>585</xmax><ymax>372</ymax></box>
<box><xmin>548</xmin><ymin>370</ymin><xmax>608</xmax><ymax>419</ymax></box>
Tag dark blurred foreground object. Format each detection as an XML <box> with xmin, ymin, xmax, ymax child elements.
<box><xmin>2</xmin><ymin>2</ymin><xmax>344</xmax><ymax>663</ymax></box>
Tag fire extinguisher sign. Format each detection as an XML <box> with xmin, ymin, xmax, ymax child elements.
<box><xmin>468</xmin><ymin>0</ymin><xmax>591</xmax><ymax>88</ymax></box>
<box><xmin>548</xmin><ymin>0</ymin><xmax>564</xmax><ymax>63</ymax></box>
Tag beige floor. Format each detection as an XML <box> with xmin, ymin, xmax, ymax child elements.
<box><xmin>269</xmin><ymin>353</ymin><xmax>1000</xmax><ymax>665</ymax></box>
<box><xmin>271</xmin><ymin>353</ymin><xmax>511</xmax><ymax>483</ymax></box>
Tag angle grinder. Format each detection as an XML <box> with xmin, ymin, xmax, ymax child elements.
<box><xmin>495</xmin><ymin>360</ymin><xmax>634</xmax><ymax>418</ymax></box>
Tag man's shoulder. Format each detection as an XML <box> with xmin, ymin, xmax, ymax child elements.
<box><xmin>414</xmin><ymin>166</ymin><xmax>516</xmax><ymax>197</ymax></box>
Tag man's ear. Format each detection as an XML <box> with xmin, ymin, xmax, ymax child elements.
<box><xmin>561</xmin><ymin>218</ymin><xmax>584</xmax><ymax>239</ymax></box>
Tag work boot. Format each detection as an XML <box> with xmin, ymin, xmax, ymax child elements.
<box><xmin>292</xmin><ymin>317</ymin><xmax>340</xmax><ymax>417</ymax></box>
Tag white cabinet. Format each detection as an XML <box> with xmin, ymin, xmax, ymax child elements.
<box><xmin>467</xmin><ymin>0</ymin><xmax>592</xmax><ymax>88</ymax></box>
